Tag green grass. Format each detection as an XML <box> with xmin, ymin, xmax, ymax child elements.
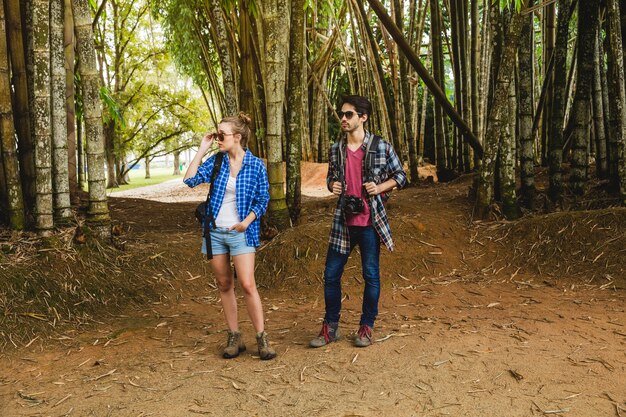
<box><xmin>84</xmin><ymin>167</ymin><xmax>183</xmax><ymax>193</ymax></box>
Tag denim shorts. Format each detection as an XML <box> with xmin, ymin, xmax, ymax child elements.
<box><xmin>202</xmin><ymin>228</ymin><xmax>256</xmax><ymax>256</ymax></box>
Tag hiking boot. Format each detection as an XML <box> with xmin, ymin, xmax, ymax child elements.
<box><xmin>223</xmin><ymin>330</ymin><xmax>246</xmax><ymax>359</ymax></box>
<box><xmin>309</xmin><ymin>321</ymin><xmax>340</xmax><ymax>348</ymax></box>
<box><xmin>256</xmin><ymin>331</ymin><xmax>277</xmax><ymax>360</ymax></box>
<box><xmin>354</xmin><ymin>324</ymin><xmax>373</xmax><ymax>347</ymax></box>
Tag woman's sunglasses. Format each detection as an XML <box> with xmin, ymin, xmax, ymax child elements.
<box><xmin>337</xmin><ymin>110</ymin><xmax>363</xmax><ymax>120</ymax></box>
<box><xmin>212</xmin><ymin>132</ymin><xmax>235</xmax><ymax>142</ymax></box>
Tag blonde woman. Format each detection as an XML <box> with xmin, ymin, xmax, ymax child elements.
<box><xmin>184</xmin><ymin>113</ymin><xmax>276</xmax><ymax>360</ymax></box>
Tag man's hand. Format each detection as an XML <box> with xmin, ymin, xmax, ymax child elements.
<box><xmin>332</xmin><ymin>181</ymin><xmax>342</xmax><ymax>196</ymax></box>
<box><xmin>229</xmin><ymin>220</ymin><xmax>250</xmax><ymax>233</ymax></box>
<box><xmin>363</xmin><ymin>182</ymin><xmax>379</xmax><ymax>196</ymax></box>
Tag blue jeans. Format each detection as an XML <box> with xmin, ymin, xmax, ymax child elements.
<box><xmin>324</xmin><ymin>226</ymin><xmax>381</xmax><ymax>327</ymax></box>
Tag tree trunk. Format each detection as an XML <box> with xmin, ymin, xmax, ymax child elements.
<box><xmin>260</xmin><ymin>0</ymin><xmax>290</xmax><ymax>229</ymax></box>
<box><xmin>104</xmin><ymin>120</ymin><xmax>118</xmax><ymax>188</ymax></box>
<box><xmin>499</xmin><ymin>76</ymin><xmax>520</xmax><ymax>219</ymax></box>
<box><xmin>77</xmin><ymin>116</ymin><xmax>84</xmax><ymax>186</ymax></box>
<box><xmin>475</xmin><ymin>9</ymin><xmax>526</xmax><ymax>219</ymax></box>
<box><xmin>64</xmin><ymin>0</ymin><xmax>79</xmax><ymax>202</ymax></box>
<box><xmin>606</xmin><ymin>0</ymin><xmax>626</xmax><ymax>203</ymax></box>
<box><xmin>172</xmin><ymin>151</ymin><xmax>180</xmax><ymax>176</ymax></box>
<box><xmin>286</xmin><ymin>0</ymin><xmax>304</xmax><ymax>223</ymax></box>
<box><xmin>209</xmin><ymin>0</ymin><xmax>237</xmax><ymax>115</ymax></box>
<box><xmin>51</xmin><ymin>0</ymin><xmax>71</xmax><ymax>222</ymax></box>
<box><xmin>72</xmin><ymin>0</ymin><xmax>110</xmax><ymax>237</ymax></box>
<box><xmin>456</xmin><ymin>0</ymin><xmax>471</xmax><ymax>172</ymax></box>
<box><xmin>541</xmin><ymin>3</ymin><xmax>556</xmax><ymax>166</ymax></box>
<box><xmin>354</xmin><ymin>0</ymin><xmax>398</xmax><ymax>150</ymax></box>
<box><xmin>449</xmin><ymin>0</ymin><xmax>463</xmax><ymax>171</ymax></box>
<box><xmin>470</xmin><ymin>0</ymin><xmax>479</xmax><ymax>161</ymax></box>
<box><xmin>518</xmin><ymin>1</ymin><xmax>536</xmax><ymax>209</ymax></box>
<box><xmin>547</xmin><ymin>0</ymin><xmax>572</xmax><ymax>202</ymax></box>
<box><xmin>592</xmin><ymin>21</ymin><xmax>608</xmax><ymax>179</ymax></box>
<box><xmin>0</xmin><ymin>0</ymin><xmax>25</xmax><ymax>229</ymax></box>
<box><xmin>144</xmin><ymin>157</ymin><xmax>150</xmax><ymax>179</ymax></box>
<box><xmin>238</xmin><ymin>0</ymin><xmax>258</xmax><ymax>155</ymax></box>
<box><xmin>429</xmin><ymin>0</ymin><xmax>447</xmax><ymax>171</ymax></box>
<box><xmin>6</xmin><ymin>0</ymin><xmax>35</xmax><ymax>216</ymax></box>
<box><xmin>396</xmin><ymin>0</ymin><xmax>418</xmax><ymax>182</ymax></box>
<box><xmin>569</xmin><ymin>0</ymin><xmax>598</xmax><ymax>195</ymax></box>
<box><xmin>0</xmin><ymin>140</ymin><xmax>6</xmax><ymax>223</ymax></box>
<box><xmin>30</xmin><ymin>0</ymin><xmax>53</xmax><ymax>234</ymax></box>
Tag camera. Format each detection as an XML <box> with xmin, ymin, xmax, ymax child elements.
<box><xmin>343</xmin><ymin>195</ymin><xmax>364</xmax><ymax>215</ymax></box>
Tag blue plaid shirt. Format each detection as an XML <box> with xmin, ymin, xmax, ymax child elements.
<box><xmin>327</xmin><ymin>131</ymin><xmax>407</xmax><ymax>254</ymax></box>
<box><xmin>184</xmin><ymin>150</ymin><xmax>269</xmax><ymax>247</ymax></box>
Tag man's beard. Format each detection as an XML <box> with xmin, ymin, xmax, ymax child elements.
<box><xmin>341</xmin><ymin>124</ymin><xmax>357</xmax><ymax>133</ymax></box>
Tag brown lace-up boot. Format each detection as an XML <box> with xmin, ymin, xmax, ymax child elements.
<box><xmin>256</xmin><ymin>331</ymin><xmax>277</xmax><ymax>360</ymax></box>
<box><xmin>223</xmin><ymin>330</ymin><xmax>246</xmax><ymax>359</ymax></box>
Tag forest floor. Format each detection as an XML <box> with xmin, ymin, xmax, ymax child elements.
<box><xmin>0</xmin><ymin>163</ymin><xmax>625</xmax><ymax>417</ymax></box>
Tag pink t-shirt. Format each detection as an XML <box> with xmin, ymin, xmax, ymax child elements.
<box><xmin>345</xmin><ymin>146</ymin><xmax>371</xmax><ymax>226</ymax></box>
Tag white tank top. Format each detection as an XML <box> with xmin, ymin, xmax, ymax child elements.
<box><xmin>215</xmin><ymin>176</ymin><xmax>240</xmax><ymax>228</ymax></box>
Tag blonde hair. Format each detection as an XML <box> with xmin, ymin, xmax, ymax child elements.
<box><xmin>220</xmin><ymin>112</ymin><xmax>252</xmax><ymax>148</ymax></box>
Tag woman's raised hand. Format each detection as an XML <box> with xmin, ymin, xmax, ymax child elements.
<box><xmin>200</xmin><ymin>132</ymin><xmax>215</xmax><ymax>152</ymax></box>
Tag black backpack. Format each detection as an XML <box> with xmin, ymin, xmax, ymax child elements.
<box><xmin>194</xmin><ymin>152</ymin><xmax>225</xmax><ymax>260</ymax></box>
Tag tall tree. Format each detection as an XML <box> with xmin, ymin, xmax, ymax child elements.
<box><xmin>208</xmin><ymin>0</ymin><xmax>238</xmax><ymax>115</ymax></box>
<box><xmin>606</xmin><ymin>0</ymin><xmax>626</xmax><ymax>203</ymax></box>
<box><xmin>429</xmin><ymin>0</ymin><xmax>447</xmax><ymax>172</ymax></box>
<box><xmin>0</xmin><ymin>0</ymin><xmax>25</xmax><ymax>229</ymax></box>
<box><xmin>518</xmin><ymin>0</ymin><xmax>536</xmax><ymax>208</ymax></box>
<box><xmin>65</xmin><ymin>0</ymin><xmax>80</xmax><ymax>201</ymax></box>
<box><xmin>31</xmin><ymin>0</ymin><xmax>54</xmax><ymax>234</ymax></box>
<box><xmin>541</xmin><ymin>3</ymin><xmax>556</xmax><ymax>166</ymax></box>
<box><xmin>286</xmin><ymin>0</ymin><xmax>305</xmax><ymax>223</ymax></box>
<box><xmin>6</xmin><ymin>0</ymin><xmax>35</xmax><ymax>216</ymax></box>
<box><xmin>475</xmin><ymin>7</ymin><xmax>526</xmax><ymax>218</ymax></box>
<box><xmin>73</xmin><ymin>0</ymin><xmax>111</xmax><ymax>236</ymax></box>
<box><xmin>569</xmin><ymin>0</ymin><xmax>598</xmax><ymax>195</ymax></box>
<box><xmin>50</xmin><ymin>0</ymin><xmax>71</xmax><ymax>221</ymax></box>
<box><xmin>592</xmin><ymin>20</ymin><xmax>608</xmax><ymax>180</ymax></box>
<box><xmin>259</xmin><ymin>0</ymin><xmax>290</xmax><ymax>229</ymax></box>
<box><xmin>548</xmin><ymin>0</ymin><xmax>572</xmax><ymax>202</ymax></box>
<box><xmin>238</xmin><ymin>0</ymin><xmax>260</xmax><ymax>156</ymax></box>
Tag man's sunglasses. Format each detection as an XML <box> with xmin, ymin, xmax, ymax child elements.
<box><xmin>337</xmin><ymin>110</ymin><xmax>363</xmax><ymax>119</ymax></box>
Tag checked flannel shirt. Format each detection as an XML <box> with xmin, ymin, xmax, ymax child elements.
<box><xmin>184</xmin><ymin>149</ymin><xmax>269</xmax><ymax>248</ymax></box>
<box><xmin>327</xmin><ymin>130</ymin><xmax>407</xmax><ymax>254</ymax></box>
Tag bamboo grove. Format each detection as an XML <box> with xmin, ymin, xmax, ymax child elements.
<box><xmin>1</xmin><ymin>0</ymin><xmax>626</xmax><ymax>237</ymax></box>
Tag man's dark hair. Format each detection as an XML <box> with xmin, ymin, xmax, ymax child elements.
<box><xmin>340</xmin><ymin>95</ymin><xmax>373</xmax><ymax>121</ymax></box>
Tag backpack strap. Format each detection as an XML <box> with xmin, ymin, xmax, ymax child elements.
<box><xmin>364</xmin><ymin>134</ymin><xmax>381</xmax><ymax>183</ymax></box>
<box><xmin>203</xmin><ymin>152</ymin><xmax>224</xmax><ymax>260</ymax></box>
<box><xmin>206</xmin><ymin>152</ymin><xmax>224</xmax><ymax>229</ymax></box>
<box><xmin>336</xmin><ymin>140</ymin><xmax>348</xmax><ymax>213</ymax></box>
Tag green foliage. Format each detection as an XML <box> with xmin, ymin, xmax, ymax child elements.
<box><xmin>496</xmin><ymin>0</ymin><xmax>525</xmax><ymax>13</ymax></box>
<box><xmin>91</xmin><ymin>0</ymin><xmax>211</xmax><ymax>172</ymax></box>
<box><xmin>100</xmin><ymin>87</ymin><xmax>126</xmax><ymax>129</ymax></box>
<box><xmin>152</xmin><ymin>0</ymin><xmax>219</xmax><ymax>91</ymax></box>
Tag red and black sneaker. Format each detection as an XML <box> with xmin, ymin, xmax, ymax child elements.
<box><xmin>354</xmin><ymin>324</ymin><xmax>373</xmax><ymax>347</ymax></box>
<box><xmin>309</xmin><ymin>321</ymin><xmax>340</xmax><ymax>348</ymax></box>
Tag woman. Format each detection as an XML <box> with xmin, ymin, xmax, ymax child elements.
<box><xmin>184</xmin><ymin>112</ymin><xmax>276</xmax><ymax>360</ymax></box>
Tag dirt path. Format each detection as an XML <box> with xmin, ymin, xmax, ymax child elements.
<box><xmin>1</xmin><ymin>173</ymin><xmax>625</xmax><ymax>417</ymax></box>
<box><xmin>1</xmin><ymin>278</ymin><xmax>624</xmax><ymax>416</ymax></box>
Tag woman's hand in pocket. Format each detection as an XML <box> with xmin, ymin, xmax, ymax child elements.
<box><xmin>228</xmin><ymin>220</ymin><xmax>250</xmax><ymax>233</ymax></box>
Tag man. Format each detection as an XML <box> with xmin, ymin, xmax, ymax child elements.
<box><xmin>310</xmin><ymin>95</ymin><xmax>407</xmax><ymax>348</ymax></box>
